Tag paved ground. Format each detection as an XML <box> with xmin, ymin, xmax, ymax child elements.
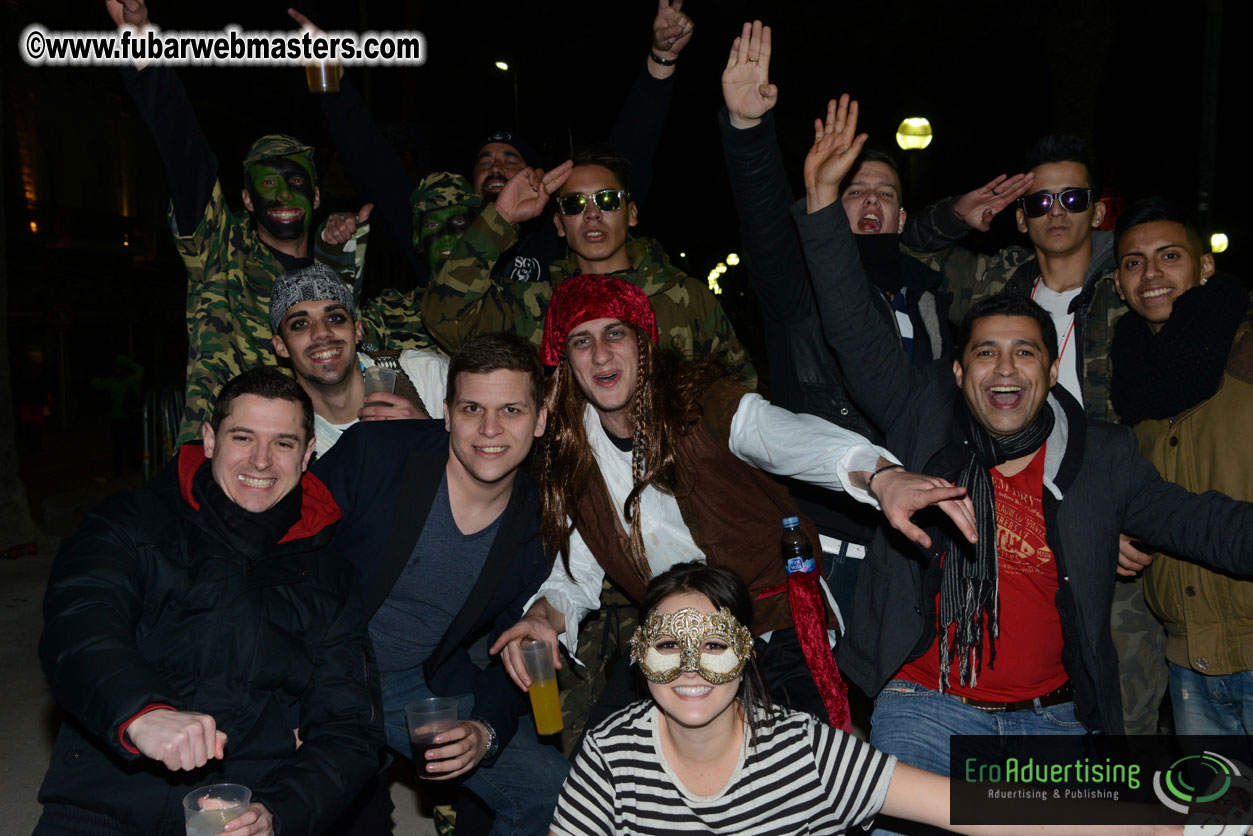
<box><xmin>1</xmin><ymin>422</ymin><xmax>439</xmax><ymax>835</ymax></box>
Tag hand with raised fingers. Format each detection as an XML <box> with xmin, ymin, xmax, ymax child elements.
<box><xmin>803</xmin><ymin>94</ymin><xmax>868</xmax><ymax>212</ymax></box>
<box><xmin>651</xmin><ymin>0</ymin><xmax>693</xmax><ymax>66</ymax></box>
<box><xmin>952</xmin><ymin>172</ymin><xmax>1036</xmax><ymax>231</ymax></box>
<box><xmin>495</xmin><ymin>161</ymin><xmax>573</xmax><ymax>226</ymax></box>
<box><xmin>105</xmin><ymin>0</ymin><xmax>149</xmax><ymax>29</ymax></box>
<box><xmin>321</xmin><ymin>203</ymin><xmax>372</xmax><ymax>246</ymax></box>
<box><xmin>722</xmin><ymin>21</ymin><xmax>777</xmax><ymax>129</ymax></box>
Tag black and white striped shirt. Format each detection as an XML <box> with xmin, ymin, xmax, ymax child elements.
<box><xmin>550</xmin><ymin>701</ymin><xmax>896</xmax><ymax>835</ymax></box>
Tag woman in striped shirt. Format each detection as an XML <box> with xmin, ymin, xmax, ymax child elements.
<box><xmin>549</xmin><ymin>563</ymin><xmax>1183</xmax><ymax>836</ymax></box>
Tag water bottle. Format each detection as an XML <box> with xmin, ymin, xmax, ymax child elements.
<box><xmin>782</xmin><ymin>516</ymin><xmax>816</xmax><ymax>575</ymax></box>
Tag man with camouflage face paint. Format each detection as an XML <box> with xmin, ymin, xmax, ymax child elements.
<box><xmin>108</xmin><ymin>0</ymin><xmax>435</xmax><ymax>447</ymax></box>
<box><xmin>410</xmin><ymin>172</ymin><xmax>482</xmax><ymax>276</ymax></box>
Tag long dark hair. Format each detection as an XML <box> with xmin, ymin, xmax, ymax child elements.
<box><xmin>639</xmin><ymin>562</ymin><xmax>774</xmax><ymax>746</ymax></box>
<box><xmin>538</xmin><ymin>327</ymin><xmax>729</xmax><ymax>581</ymax></box>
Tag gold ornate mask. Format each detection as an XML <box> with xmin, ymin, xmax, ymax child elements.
<box><xmin>629</xmin><ymin>606</ymin><xmax>754</xmax><ymax>685</ymax></box>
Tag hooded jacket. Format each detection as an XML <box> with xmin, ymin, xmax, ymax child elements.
<box><xmin>37</xmin><ymin>444</ymin><xmax>382</xmax><ymax>835</ymax></box>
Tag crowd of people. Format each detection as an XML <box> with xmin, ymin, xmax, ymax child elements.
<box><xmin>31</xmin><ymin>2</ymin><xmax>1253</xmax><ymax>835</ymax></box>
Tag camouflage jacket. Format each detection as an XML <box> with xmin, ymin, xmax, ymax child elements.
<box><xmin>422</xmin><ymin>203</ymin><xmax>756</xmax><ymax>385</ymax></box>
<box><xmin>902</xmin><ymin>195</ymin><xmax>1123</xmax><ymax>422</ymax></box>
<box><xmin>169</xmin><ymin>182</ymin><xmax>418</xmax><ymax>444</ymax></box>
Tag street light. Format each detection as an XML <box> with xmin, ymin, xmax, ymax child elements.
<box><xmin>494</xmin><ymin>61</ymin><xmax>509</xmax><ymax>71</ymax></box>
<box><xmin>716</xmin><ymin>263</ymin><xmax>727</xmax><ymax>274</ymax></box>
<box><xmin>726</xmin><ymin>253</ymin><xmax>740</xmax><ymax>266</ymax></box>
<box><xmin>1211</xmin><ymin>232</ymin><xmax>1229</xmax><ymax>253</ymax></box>
<box><xmin>895</xmin><ymin>117</ymin><xmax>933</xmax><ymax>150</ymax></box>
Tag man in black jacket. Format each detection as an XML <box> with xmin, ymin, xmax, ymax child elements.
<box><xmin>795</xmin><ymin>95</ymin><xmax>1253</xmax><ymax>817</ymax></box>
<box><xmin>313</xmin><ymin>333</ymin><xmax>568</xmax><ymax>836</ymax></box>
<box><xmin>36</xmin><ymin>368</ymin><xmax>382</xmax><ymax>836</ymax></box>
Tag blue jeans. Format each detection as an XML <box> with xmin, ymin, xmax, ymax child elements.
<box><xmin>1169</xmin><ymin>663</ymin><xmax>1253</xmax><ymax>736</ymax></box>
<box><xmin>869</xmin><ymin>679</ymin><xmax>1087</xmax><ymax>836</ymax></box>
<box><xmin>380</xmin><ymin>666</ymin><xmax>569</xmax><ymax>836</ymax></box>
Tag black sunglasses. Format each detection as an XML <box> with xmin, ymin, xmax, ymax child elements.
<box><xmin>555</xmin><ymin>189</ymin><xmax>629</xmax><ymax>216</ymax></box>
<box><xmin>1019</xmin><ymin>188</ymin><xmax>1096</xmax><ymax>218</ymax></box>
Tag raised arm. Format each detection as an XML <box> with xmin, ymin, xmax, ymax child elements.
<box><xmin>794</xmin><ymin>96</ymin><xmax>926</xmax><ymax>428</ymax></box>
<box><xmin>606</xmin><ymin>0</ymin><xmax>692</xmax><ymax>207</ymax></box>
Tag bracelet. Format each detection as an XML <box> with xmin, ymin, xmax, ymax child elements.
<box><xmin>865</xmin><ymin>463</ymin><xmax>904</xmax><ymax>501</ymax></box>
<box><xmin>471</xmin><ymin>717</ymin><xmax>499</xmax><ymax>759</ymax></box>
<box><xmin>648</xmin><ymin>51</ymin><xmax>676</xmax><ymax>66</ymax></box>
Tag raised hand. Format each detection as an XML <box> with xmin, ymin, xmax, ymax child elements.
<box><xmin>951</xmin><ymin>172</ymin><xmax>1036</xmax><ymax>231</ymax></box>
<box><xmin>803</xmin><ymin>94</ymin><xmax>868</xmax><ymax>212</ymax></box>
<box><xmin>126</xmin><ymin>708</ymin><xmax>227</xmax><ymax>772</ymax></box>
<box><xmin>321</xmin><ymin>203</ymin><xmax>372</xmax><ymax>246</ymax></box>
<box><xmin>722</xmin><ymin>21</ymin><xmax>777</xmax><ymax>129</ymax></box>
<box><xmin>105</xmin><ymin>0</ymin><xmax>149</xmax><ymax>29</ymax></box>
<box><xmin>286</xmin><ymin>7</ymin><xmax>323</xmax><ymax>35</ymax></box>
<box><xmin>652</xmin><ymin>0</ymin><xmax>693</xmax><ymax>62</ymax></box>
<box><xmin>494</xmin><ymin>161</ymin><xmax>573</xmax><ymax>226</ymax></box>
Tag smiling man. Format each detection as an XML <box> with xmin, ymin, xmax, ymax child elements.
<box><xmin>312</xmin><ymin>333</ymin><xmax>569</xmax><ymax>836</ymax></box>
<box><xmin>797</xmin><ymin>112</ymin><xmax>1253</xmax><ymax>830</ymax></box>
<box><xmin>1110</xmin><ymin>198</ymin><xmax>1253</xmax><ymax>736</ymax></box>
<box><xmin>35</xmin><ymin>367</ymin><xmax>381</xmax><ymax>836</ymax></box>
<box><xmin>424</xmin><ymin>146</ymin><xmax>755</xmax><ymax>384</ymax></box>
<box><xmin>270</xmin><ymin>263</ymin><xmax>449</xmax><ymax>457</ymax></box>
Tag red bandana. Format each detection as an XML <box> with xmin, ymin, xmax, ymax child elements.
<box><xmin>540</xmin><ymin>274</ymin><xmax>659</xmax><ymax>366</ymax></box>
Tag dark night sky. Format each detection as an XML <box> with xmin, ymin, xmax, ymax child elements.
<box><xmin>4</xmin><ymin>0</ymin><xmax>1250</xmax><ymax>393</ymax></box>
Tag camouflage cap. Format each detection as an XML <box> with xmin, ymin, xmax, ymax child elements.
<box><xmin>243</xmin><ymin>134</ymin><xmax>317</xmax><ymax>181</ymax></box>
<box><xmin>411</xmin><ymin>171</ymin><xmax>481</xmax><ymax>216</ymax></box>
<box><xmin>269</xmin><ymin>263</ymin><xmax>355</xmax><ymax>331</ymax></box>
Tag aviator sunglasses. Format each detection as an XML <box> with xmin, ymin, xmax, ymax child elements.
<box><xmin>1018</xmin><ymin>188</ymin><xmax>1096</xmax><ymax>218</ymax></box>
<box><xmin>555</xmin><ymin>189</ymin><xmax>629</xmax><ymax>216</ymax></box>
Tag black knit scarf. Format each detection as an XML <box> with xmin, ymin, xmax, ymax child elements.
<box><xmin>937</xmin><ymin>395</ymin><xmax>1055</xmax><ymax>690</ymax></box>
<box><xmin>192</xmin><ymin>463</ymin><xmax>302</xmax><ymax>557</ymax></box>
<box><xmin>1110</xmin><ymin>275</ymin><xmax>1246</xmax><ymax>426</ymax></box>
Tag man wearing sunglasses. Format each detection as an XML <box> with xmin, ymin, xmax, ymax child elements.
<box><xmin>423</xmin><ymin>145</ymin><xmax>756</xmax><ymax>384</ymax></box>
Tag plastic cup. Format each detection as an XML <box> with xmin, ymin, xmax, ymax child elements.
<box><xmin>405</xmin><ymin>697</ymin><xmax>459</xmax><ymax>777</ymax></box>
<box><xmin>363</xmin><ymin>366</ymin><xmax>397</xmax><ymax>407</ymax></box>
<box><xmin>519</xmin><ymin>638</ymin><xmax>564</xmax><ymax>735</ymax></box>
<box><xmin>183</xmin><ymin>783</ymin><xmax>251</xmax><ymax>836</ymax></box>
<box><xmin>305</xmin><ymin>61</ymin><xmax>341</xmax><ymax>93</ymax></box>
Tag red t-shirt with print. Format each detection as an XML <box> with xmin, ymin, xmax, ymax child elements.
<box><xmin>898</xmin><ymin>445</ymin><xmax>1069</xmax><ymax>701</ymax></box>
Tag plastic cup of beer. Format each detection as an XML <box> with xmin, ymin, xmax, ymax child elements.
<box><xmin>183</xmin><ymin>783</ymin><xmax>251</xmax><ymax>836</ymax></box>
<box><xmin>519</xmin><ymin>638</ymin><xmax>563</xmax><ymax>735</ymax></box>
<box><xmin>363</xmin><ymin>366</ymin><xmax>397</xmax><ymax>407</ymax></box>
<box><xmin>405</xmin><ymin>697</ymin><xmax>459</xmax><ymax>777</ymax></box>
<box><xmin>305</xmin><ymin>61</ymin><xmax>341</xmax><ymax>93</ymax></box>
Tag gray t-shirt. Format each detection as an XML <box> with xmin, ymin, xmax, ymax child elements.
<box><xmin>369</xmin><ymin>474</ymin><xmax>502</xmax><ymax>671</ymax></box>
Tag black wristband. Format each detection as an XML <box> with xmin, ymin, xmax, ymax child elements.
<box><xmin>866</xmin><ymin>463</ymin><xmax>904</xmax><ymax>501</ymax></box>
<box><xmin>648</xmin><ymin>51</ymin><xmax>676</xmax><ymax>66</ymax></box>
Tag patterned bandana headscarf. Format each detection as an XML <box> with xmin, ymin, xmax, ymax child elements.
<box><xmin>269</xmin><ymin>263</ymin><xmax>355</xmax><ymax>331</ymax></box>
<box><xmin>540</xmin><ymin>274</ymin><xmax>659</xmax><ymax>366</ymax></box>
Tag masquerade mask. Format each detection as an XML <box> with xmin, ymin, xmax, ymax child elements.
<box><xmin>630</xmin><ymin>606</ymin><xmax>753</xmax><ymax>685</ymax></box>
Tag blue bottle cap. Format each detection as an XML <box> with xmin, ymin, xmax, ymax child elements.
<box><xmin>781</xmin><ymin>515</ymin><xmax>800</xmax><ymax>529</ymax></box>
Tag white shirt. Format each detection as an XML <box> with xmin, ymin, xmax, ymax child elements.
<box><xmin>530</xmin><ymin>393</ymin><xmax>896</xmax><ymax>655</ymax></box>
<box><xmin>312</xmin><ymin>349</ymin><xmax>450</xmax><ymax>457</ymax></box>
<box><xmin>1031</xmin><ymin>282</ymin><xmax>1082</xmax><ymax>404</ymax></box>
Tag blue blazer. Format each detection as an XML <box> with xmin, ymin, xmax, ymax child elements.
<box><xmin>312</xmin><ymin>419</ymin><xmax>547</xmax><ymax>760</ymax></box>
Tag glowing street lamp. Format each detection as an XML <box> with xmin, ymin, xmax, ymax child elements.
<box><xmin>726</xmin><ymin>253</ymin><xmax>740</xmax><ymax>266</ymax></box>
<box><xmin>715</xmin><ymin>263</ymin><xmax>727</xmax><ymax>274</ymax></box>
<box><xmin>494</xmin><ymin>61</ymin><xmax>509</xmax><ymax>71</ymax></box>
<box><xmin>895</xmin><ymin>117</ymin><xmax>933</xmax><ymax>150</ymax></box>
<box><xmin>1211</xmin><ymin>232</ymin><xmax>1229</xmax><ymax>253</ymax></box>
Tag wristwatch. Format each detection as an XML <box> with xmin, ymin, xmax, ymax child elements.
<box><xmin>471</xmin><ymin>718</ymin><xmax>498</xmax><ymax>759</ymax></box>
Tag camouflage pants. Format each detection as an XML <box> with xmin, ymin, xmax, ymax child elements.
<box><xmin>555</xmin><ymin>579</ymin><xmax>638</xmax><ymax>757</ymax></box>
<box><xmin>1111</xmin><ymin>573</ymin><xmax>1170</xmax><ymax>733</ymax></box>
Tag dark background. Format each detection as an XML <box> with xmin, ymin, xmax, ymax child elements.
<box><xmin>5</xmin><ymin>0</ymin><xmax>1249</xmax><ymax>413</ymax></box>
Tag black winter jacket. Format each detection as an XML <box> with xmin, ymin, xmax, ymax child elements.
<box><xmin>37</xmin><ymin>445</ymin><xmax>383</xmax><ymax>835</ymax></box>
<box><xmin>797</xmin><ymin>199</ymin><xmax>1253</xmax><ymax>734</ymax></box>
